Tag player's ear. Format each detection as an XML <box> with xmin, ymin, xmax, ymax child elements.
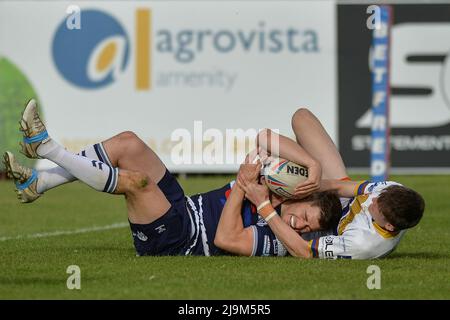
<box><xmin>384</xmin><ymin>223</ymin><xmax>395</xmax><ymax>232</ymax></box>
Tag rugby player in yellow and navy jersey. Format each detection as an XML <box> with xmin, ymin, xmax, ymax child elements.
<box><xmin>216</xmin><ymin>108</ymin><xmax>425</xmax><ymax>259</ymax></box>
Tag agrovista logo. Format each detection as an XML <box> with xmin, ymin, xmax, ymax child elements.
<box><xmin>52</xmin><ymin>9</ymin><xmax>131</xmax><ymax>89</ymax></box>
<box><xmin>51</xmin><ymin>7</ymin><xmax>319</xmax><ymax>91</ymax></box>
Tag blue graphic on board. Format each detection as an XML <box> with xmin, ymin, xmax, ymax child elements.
<box><xmin>370</xmin><ymin>6</ymin><xmax>392</xmax><ymax>182</ymax></box>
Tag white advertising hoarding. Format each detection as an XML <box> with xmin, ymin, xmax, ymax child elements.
<box><xmin>0</xmin><ymin>1</ymin><xmax>336</xmax><ymax>172</ymax></box>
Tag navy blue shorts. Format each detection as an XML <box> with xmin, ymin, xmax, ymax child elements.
<box><xmin>129</xmin><ymin>169</ymin><xmax>192</xmax><ymax>256</ymax></box>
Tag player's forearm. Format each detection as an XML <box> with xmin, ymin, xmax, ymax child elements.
<box><xmin>267</xmin><ymin>216</ymin><xmax>312</xmax><ymax>258</ymax></box>
<box><xmin>319</xmin><ymin>179</ymin><xmax>338</xmax><ymax>192</ymax></box>
<box><xmin>257</xmin><ymin>203</ymin><xmax>311</xmax><ymax>258</ymax></box>
<box><xmin>257</xmin><ymin>129</ymin><xmax>318</xmax><ymax>168</ymax></box>
<box><xmin>320</xmin><ymin>179</ymin><xmax>359</xmax><ymax>198</ymax></box>
<box><xmin>215</xmin><ymin>185</ymin><xmax>246</xmax><ymax>247</ymax></box>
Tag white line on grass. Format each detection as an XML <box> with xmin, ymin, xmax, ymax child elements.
<box><xmin>0</xmin><ymin>222</ymin><xmax>129</xmax><ymax>242</ymax></box>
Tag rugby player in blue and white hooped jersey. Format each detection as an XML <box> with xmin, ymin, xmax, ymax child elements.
<box><xmin>218</xmin><ymin>108</ymin><xmax>425</xmax><ymax>259</ymax></box>
<box><xmin>4</xmin><ymin>100</ymin><xmax>341</xmax><ymax>257</ymax></box>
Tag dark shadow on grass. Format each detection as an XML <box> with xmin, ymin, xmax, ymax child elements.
<box><xmin>0</xmin><ymin>276</ymin><xmax>66</xmax><ymax>286</ymax></box>
<box><xmin>386</xmin><ymin>252</ymin><xmax>450</xmax><ymax>260</ymax></box>
<box><xmin>82</xmin><ymin>246</ymin><xmax>132</xmax><ymax>252</ymax></box>
<box><xmin>0</xmin><ymin>274</ymin><xmax>109</xmax><ymax>286</ymax></box>
<box><xmin>18</xmin><ymin>245</ymin><xmax>132</xmax><ymax>254</ymax></box>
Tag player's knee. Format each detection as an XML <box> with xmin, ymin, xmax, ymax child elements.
<box><xmin>117</xmin><ymin>131</ymin><xmax>146</xmax><ymax>153</ymax></box>
<box><xmin>292</xmin><ymin>107</ymin><xmax>313</xmax><ymax>127</ymax></box>
<box><xmin>117</xmin><ymin>131</ymin><xmax>140</xmax><ymax>144</ymax></box>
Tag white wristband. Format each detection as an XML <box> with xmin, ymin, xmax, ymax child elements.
<box><xmin>264</xmin><ymin>211</ymin><xmax>278</xmax><ymax>222</ymax></box>
<box><xmin>257</xmin><ymin>200</ymin><xmax>271</xmax><ymax>212</ymax></box>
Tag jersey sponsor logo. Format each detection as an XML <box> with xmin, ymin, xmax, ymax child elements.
<box><xmin>256</xmin><ymin>217</ymin><xmax>267</xmax><ymax>227</ymax></box>
<box><xmin>263</xmin><ymin>235</ymin><xmax>271</xmax><ymax>256</ymax></box>
<box><xmin>276</xmin><ymin>239</ymin><xmax>288</xmax><ymax>257</ymax></box>
<box><xmin>136</xmin><ymin>231</ymin><xmax>148</xmax><ymax>242</ymax></box>
<box><xmin>324</xmin><ymin>236</ymin><xmax>334</xmax><ymax>258</ymax></box>
<box><xmin>273</xmin><ymin>239</ymin><xmax>279</xmax><ymax>254</ymax></box>
<box><xmin>155</xmin><ymin>224</ymin><xmax>167</xmax><ymax>234</ymax></box>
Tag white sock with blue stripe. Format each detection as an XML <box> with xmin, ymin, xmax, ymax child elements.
<box><xmin>36</xmin><ymin>143</ymin><xmax>114</xmax><ymax>193</ymax></box>
<box><xmin>36</xmin><ymin>140</ymin><xmax>118</xmax><ymax>193</ymax></box>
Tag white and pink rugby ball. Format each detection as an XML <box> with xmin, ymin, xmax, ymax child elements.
<box><xmin>263</xmin><ymin>158</ymin><xmax>309</xmax><ymax>199</ymax></box>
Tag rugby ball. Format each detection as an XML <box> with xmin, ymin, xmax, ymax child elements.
<box><xmin>263</xmin><ymin>158</ymin><xmax>308</xmax><ymax>199</ymax></box>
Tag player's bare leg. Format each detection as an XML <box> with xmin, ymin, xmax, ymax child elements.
<box><xmin>101</xmin><ymin>131</ymin><xmax>167</xmax><ymax>186</ymax></box>
<box><xmin>291</xmin><ymin>108</ymin><xmax>348</xmax><ymax>180</ymax></box>
<box><xmin>11</xmin><ymin>99</ymin><xmax>171</xmax><ymax>225</ymax></box>
<box><xmin>68</xmin><ymin>131</ymin><xmax>171</xmax><ymax>223</ymax></box>
<box><xmin>4</xmin><ymin>148</ymin><xmax>171</xmax><ymax>224</ymax></box>
<box><xmin>113</xmin><ymin>169</ymin><xmax>171</xmax><ymax>224</ymax></box>
<box><xmin>89</xmin><ymin>131</ymin><xmax>171</xmax><ymax>223</ymax></box>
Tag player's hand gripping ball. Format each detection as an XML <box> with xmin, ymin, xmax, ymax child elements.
<box><xmin>263</xmin><ymin>158</ymin><xmax>308</xmax><ymax>199</ymax></box>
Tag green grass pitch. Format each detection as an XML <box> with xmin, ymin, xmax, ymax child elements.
<box><xmin>0</xmin><ymin>174</ymin><xmax>449</xmax><ymax>299</ymax></box>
